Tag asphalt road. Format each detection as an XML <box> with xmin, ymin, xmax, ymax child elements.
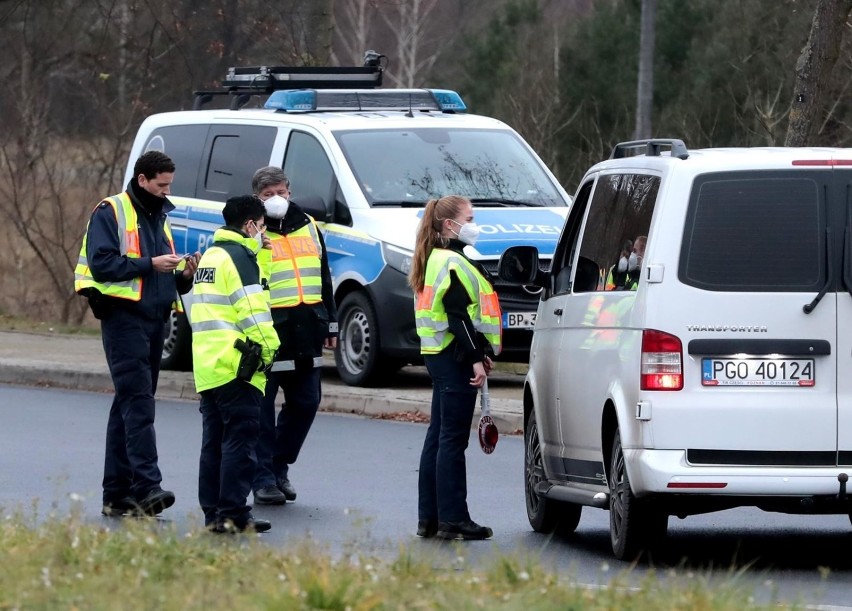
<box><xmin>2</xmin><ymin>384</ymin><xmax>852</xmax><ymax>608</ymax></box>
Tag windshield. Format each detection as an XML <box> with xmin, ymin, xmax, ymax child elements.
<box><xmin>333</xmin><ymin>128</ymin><xmax>566</xmax><ymax>207</ymax></box>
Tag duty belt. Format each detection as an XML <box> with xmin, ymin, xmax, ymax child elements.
<box><xmin>270</xmin><ymin>356</ymin><xmax>324</xmax><ymax>372</ymax></box>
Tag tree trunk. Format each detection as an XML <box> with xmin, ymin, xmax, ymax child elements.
<box><xmin>785</xmin><ymin>0</ymin><xmax>852</xmax><ymax>146</ymax></box>
<box><xmin>633</xmin><ymin>0</ymin><xmax>656</xmax><ymax>140</ymax></box>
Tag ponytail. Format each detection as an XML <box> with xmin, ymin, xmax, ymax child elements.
<box><xmin>408</xmin><ymin>195</ymin><xmax>469</xmax><ymax>292</ymax></box>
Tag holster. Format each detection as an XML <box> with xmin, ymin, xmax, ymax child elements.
<box><xmin>234</xmin><ymin>338</ymin><xmax>263</xmax><ymax>381</ymax></box>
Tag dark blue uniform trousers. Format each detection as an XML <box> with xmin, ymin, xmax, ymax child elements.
<box><xmin>101</xmin><ymin>308</ymin><xmax>165</xmax><ymax>503</ymax></box>
<box><xmin>253</xmin><ymin>365</ymin><xmax>321</xmax><ymax>490</ymax></box>
<box><xmin>198</xmin><ymin>378</ymin><xmax>262</xmax><ymax>527</ymax></box>
<box><xmin>418</xmin><ymin>350</ymin><xmax>478</xmax><ymax>524</ymax></box>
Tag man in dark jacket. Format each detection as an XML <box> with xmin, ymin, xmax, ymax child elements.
<box><xmin>74</xmin><ymin>151</ymin><xmax>200</xmax><ymax>517</ymax></box>
<box><xmin>250</xmin><ymin>166</ymin><xmax>338</xmax><ymax>505</ymax></box>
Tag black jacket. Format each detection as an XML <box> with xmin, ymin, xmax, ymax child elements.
<box><xmin>85</xmin><ymin>178</ymin><xmax>192</xmax><ymax>321</ymax></box>
<box><xmin>441</xmin><ymin>239</ymin><xmax>495</xmax><ymax>365</ymax></box>
<box><xmin>265</xmin><ymin>202</ymin><xmax>338</xmax><ymax>361</ymax></box>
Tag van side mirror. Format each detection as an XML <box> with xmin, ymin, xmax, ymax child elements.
<box><xmin>498</xmin><ymin>246</ymin><xmax>544</xmax><ymax>286</ymax></box>
<box><xmin>292</xmin><ymin>195</ymin><xmax>331</xmax><ymax>222</ymax></box>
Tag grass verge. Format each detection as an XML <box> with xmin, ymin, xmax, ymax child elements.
<box><xmin>0</xmin><ymin>509</ymin><xmax>785</xmax><ymax>610</ymax></box>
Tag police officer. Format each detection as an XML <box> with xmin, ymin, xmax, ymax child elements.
<box><xmin>250</xmin><ymin>166</ymin><xmax>338</xmax><ymax>505</ymax></box>
<box><xmin>74</xmin><ymin>151</ymin><xmax>199</xmax><ymax>517</ymax></box>
<box><xmin>409</xmin><ymin>195</ymin><xmax>502</xmax><ymax>540</ymax></box>
<box><xmin>191</xmin><ymin>195</ymin><xmax>280</xmax><ymax>533</ymax></box>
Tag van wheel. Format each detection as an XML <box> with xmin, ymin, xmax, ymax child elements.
<box><xmin>335</xmin><ymin>291</ymin><xmax>388</xmax><ymax>387</ymax></box>
<box><xmin>608</xmin><ymin>429</ymin><xmax>667</xmax><ymax>560</ymax></box>
<box><xmin>161</xmin><ymin>310</ymin><xmax>191</xmax><ymax>371</ymax></box>
<box><xmin>525</xmin><ymin>410</ymin><xmax>582</xmax><ymax>535</ymax></box>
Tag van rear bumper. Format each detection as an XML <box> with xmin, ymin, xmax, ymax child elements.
<box><xmin>627</xmin><ymin>449</ymin><xmax>852</xmax><ymax>497</ymax></box>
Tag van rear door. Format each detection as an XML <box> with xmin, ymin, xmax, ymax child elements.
<box><xmin>658</xmin><ymin>170</ymin><xmax>839</xmax><ymax>461</ymax></box>
<box><xmin>836</xmin><ymin>168</ymin><xmax>852</xmax><ymax>467</ymax></box>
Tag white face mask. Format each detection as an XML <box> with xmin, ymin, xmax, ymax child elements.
<box><xmin>263</xmin><ymin>194</ymin><xmax>289</xmax><ymax>219</ymax></box>
<box><xmin>627</xmin><ymin>252</ymin><xmax>639</xmax><ymax>272</ymax></box>
<box><xmin>248</xmin><ymin>221</ymin><xmax>264</xmax><ymax>251</ymax></box>
<box><xmin>617</xmin><ymin>255</ymin><xmax>629</xmax><ymax>273</ymax></box>
<box><xmin>450</xmin><ymin>219</ymin><xmax>481</xmax><ymax>246</ymax></box>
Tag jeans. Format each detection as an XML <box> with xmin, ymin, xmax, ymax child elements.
<box><xmin>418</xmin><ymin>350</ymin><xmax>478</xmax><ymax>523</ymax></box>
<box><xmin>253</xmin><ymin>365</ymin><xmax>321</xmax><ymax>490</ymax></box>
<box><xmin>101</xmin><ymin>308</ymin><xmax>164</xmax><ymax>502</ymax></box>
<box><xmin>198</xmin><ymin>378</ymin><xmax>262</xmax><ymax>527</ymax></box>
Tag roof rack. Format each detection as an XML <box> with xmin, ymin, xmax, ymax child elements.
<box><xmin>193</xmin><ymin>63</ymin><xmax>384</xmax><ymax>110</ymax></box>
<box><xmin>610</xmin><ymin>139</ymin><xmax>689</xmax><ymax>160</ymax></box>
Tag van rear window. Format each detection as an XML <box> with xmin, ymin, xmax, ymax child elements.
<box><xmin>679</xmin><ymin>174</ymin><xmax>822</xmax><ymax>291</ymax></box>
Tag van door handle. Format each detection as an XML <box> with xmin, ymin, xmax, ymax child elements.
<box><xmin>553</xmin><ymin>308</ymin><xmax>563</xmax><ymax>316</ymax></box>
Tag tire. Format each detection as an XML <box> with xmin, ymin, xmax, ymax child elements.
<box><xmin>525</xmin><ymin>410</ymin><xmax>582</xmax><ymax>535</ymax></box>
<box><xmin>334</xmin><ymin>291</ymin><xmax>391</xmax><ymax>387</ymax></box>
<box><xmin>160</xmin><ymin>310</ymin><xmax>192</xmax><ymax>371</ymax></box>
<box><xmin>608</xmin><ymin>428</ymin><xmax>667</xmax><ymax>560</ymax></box>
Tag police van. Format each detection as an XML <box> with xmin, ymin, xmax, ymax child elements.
<box><xmin>499</xmin><ymin>138</ymin><xmax>852</xmax><ymax>559</ymax></box>
<box><xmin>125</xmin><ymin>61</ymin><xmax>570</xmax><ymax>385</ymax></box>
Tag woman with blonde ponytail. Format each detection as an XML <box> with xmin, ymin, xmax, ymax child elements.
<box><xmin>409</xmin><ymin>195</ymin><xmax>502</xmax><ymax>541</ymax></box>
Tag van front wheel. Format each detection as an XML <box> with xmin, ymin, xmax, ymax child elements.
<box><xmin>525</xmin><ymin>410</ymin><xmax>582</xmax><ymax>535</ymax></box>
<box><xmin>161</xmin><ymin>310</ymin><xmax>192</xmax><ymax>371</ymax></box>
<box><xmin>335</xmin><ymin>291</ymin><xmax>394</xmax><ymax>387</ymax></box>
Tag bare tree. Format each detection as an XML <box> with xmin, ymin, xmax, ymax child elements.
<box><xmin>786</xmin><ymin>0</ymin><xmax>852</xmax><ymax>146</ymax></box>
<box><xmin>633</xmin><ymin>0</ymin><xmax>656</xmax><ymax>140</ymax></box>
<box><xmin>381</xmin><ymin>0</ymin><xmax>440</xmax><ymax>87</ymax></box>
<box><xmin>335</xmin><ymin>0</ymin><xmax>379</xmax><ymax>65</ymax></box>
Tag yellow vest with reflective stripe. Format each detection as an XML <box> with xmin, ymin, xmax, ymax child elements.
<box><xmin>414</xmin><ymin>248</ymin><xmax>502</xmax><ymax>356</ymax></box>
<box><xmin>191</xmin><ymin>228</ymin><xmax>280</xmax><ymax>393</ymax></box>
<box><xmin>257</xmin><ymin>219</ymin><xmax>323</xmax><ymax>308</ymax></box>
<box><xmin>74</xmin><ymin>192</ymin><xmax>182</xmax><ymax>310</ymax></box>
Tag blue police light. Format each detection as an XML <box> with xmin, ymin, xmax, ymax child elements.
<box><xmin>264</xmin><ymin>90</ymin><xmax>317</xmax><ymax>112</ymax></box>
<box><xmin>428</xmin><ymin>89</ymin><xmax>467</xmax><ymax>112</ymax></box>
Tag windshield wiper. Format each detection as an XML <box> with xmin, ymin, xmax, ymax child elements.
<box><xmin>804</xmin><ymin>225</ymin><xmax>833</xmax><ymax>314</ymax></box>
<box><xmin>469</xmin><ymin>198</ymin><xmax>543</xmax><ymax>207</ymax></box>
<box><xmin>843</xmin><ymin>187</ymin><xmax>852</xmax><ymax>299</ymax></box>
<box><xmin>370</xmin><ymin>200</ymin><xmax>425</xmax><ymax>208</ymax></box>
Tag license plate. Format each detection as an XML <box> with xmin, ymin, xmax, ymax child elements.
<box><xmin>701</xmin><ymin>358</ymin><xmax>815</xmax><ymax>387</ymax></box>
<box><xmin>503</xmin><ymin>311</ymin><xmax>536</xmax><ymax>329</ymax></box>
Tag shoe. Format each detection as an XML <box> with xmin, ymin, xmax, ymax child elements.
<box><xmin>416</xmin><ymin>519</ymin><xmax>439</xmax><ymax>538</ymax></box>
<box><xmin>209</xmin><ymin>517</ymin><xmax>272</xmax><ymax>534</ymax></box>
<box><xmin>254</xmin><ymin>486</ymin><xmax>288</xmax><ymax>505</ymax></box>
<box><xmin>276</xmin><ymin>477</ymin><xmax>297</xmax><ymax>501</ymax></box>
<box><xmin>436</xmin><ymin>519</ymin><xmax>493</xmax><ymax>540</ymax></box>
<box><xmin>136</xmin><ymin>488</ymin><xmax>175</xmax><ymax>516</ymax></box>
<box><xmin>102</xmin><ymin>496</ymin><xmax>136</xmax><ymax>517</ymax></box>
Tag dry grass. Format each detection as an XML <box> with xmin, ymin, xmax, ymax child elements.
<box><xmin>0</xmin><ymin>509</ymin><xmax>784</xmax><ymax>611</ymax></box>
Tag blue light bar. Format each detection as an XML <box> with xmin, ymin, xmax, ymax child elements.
<box><xmin>264</xmin><ymin>90</ymin><xmax>317</xmax><ymax>112</ymax></box>
<box><xmin>429</xmin><ymin>89</ymin><xmax>467</xmax><ymax>112</ymax></box>
<box><xmin>264</xmin><ymin>88</ymin><xmax>467</xmax><ymax>114</ymax></box>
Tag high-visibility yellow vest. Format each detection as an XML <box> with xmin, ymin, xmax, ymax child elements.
<box><xmin>74</xmin><ymin>192</ymin><xmax>182</xmax><ymax>310</ymax></box>
<box><xmin>257</xmin><ymin>219</ymin><xmax>324</xmax><ymax>308</ymax></box>
<box><xmin>191</xmin><ymin>228</ymin><xmax>280</xmax><ymax>393</ymax></box>
<box><xmin>414</xmin><ymin>248</ymin><xmax>502</xmax><ymax>356</ymax></box>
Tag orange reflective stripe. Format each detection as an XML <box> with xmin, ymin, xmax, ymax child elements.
<box><xmin>480</xmin><ymin>292</ymin><xmax>501</xmax><ymax>318</ymax></box>
<box><xmin>126</xmin><ymin>230</ymin><xmax>140</xmax><ymax>256</ymax></box>
<box><xmin>282</xmin><ymin>234</ymin><xmax>304</xmax><ymax>299</ymax></box>
<box><xmin>416</xmin><ymin>286</ymin><xmax>434</xmax><ymax>310</ymax></box>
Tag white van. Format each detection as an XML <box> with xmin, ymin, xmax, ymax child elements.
<box><xmin>125</xmin><ymin>63</ymin><xmax>571</xmax><ymax>385</ymax></box>
<box><xmin>499</xmin><ymin>139</ymin><xmax>852</xmax><ymax>560</ymax></box>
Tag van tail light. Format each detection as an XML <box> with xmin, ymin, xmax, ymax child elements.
<box><xmin>641</xmin><ymin>329</ymin><xmax>683</xmax><ymax>390</ymax></box>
